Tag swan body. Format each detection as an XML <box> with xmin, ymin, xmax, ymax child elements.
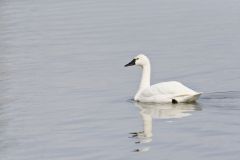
<box><xmin>125</xmin><ymin>54</ymin><xmax>201</xmax><ymax>103</ymax></box>
<box><xmin>136</xmin><ymin>81</ymin><xmax>201</xmax><ymax>103</ymax></box>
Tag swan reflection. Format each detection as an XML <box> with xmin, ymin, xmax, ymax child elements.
<box><xmin>130</xmin><ymin>102</ymin><xmax>201</xmax><ymax>152</ymax></box>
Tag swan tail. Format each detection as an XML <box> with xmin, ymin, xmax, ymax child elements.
<box><xmin>174</xmin><ymin>93</ymin><xmax>202</xmax><ymax>103</ymax></box>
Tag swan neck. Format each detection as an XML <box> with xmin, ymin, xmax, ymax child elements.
<box><xmin>140</xmin><ymin>63</ymin><xmax>151</xmax><ymax>90</ymax></box>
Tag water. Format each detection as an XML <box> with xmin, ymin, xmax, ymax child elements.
<box><xmin>1</xmin><ymin>0</ymin><xmax>240</xmax><ymax>159</ymax></box>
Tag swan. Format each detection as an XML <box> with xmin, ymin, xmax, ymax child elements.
<box><xmin>125</xmin><ymin>54</ymin><xmax>201</xmax><ymax>103</ymax></box>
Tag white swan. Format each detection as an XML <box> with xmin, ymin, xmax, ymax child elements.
<box><xmin>125</xmin><ymin>54</ymin><xmax>201</xmax><ymax>103</ymax></box>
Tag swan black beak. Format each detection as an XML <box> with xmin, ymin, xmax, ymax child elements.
<box><xmin>124</xmin><ymin>59</ymin><xmax>136</xmax><ymax>67</ymax></box>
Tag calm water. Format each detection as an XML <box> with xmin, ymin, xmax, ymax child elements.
<box><xmin>1</xmin><ymin>0</ymin><xmax>240</xmax><ymax>159</ymax></box>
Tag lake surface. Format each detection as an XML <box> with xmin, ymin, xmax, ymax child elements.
<box><xmin>1</xmin><ymin>0</ymin><xmax>240</xmax><ymax>159</ymax></box>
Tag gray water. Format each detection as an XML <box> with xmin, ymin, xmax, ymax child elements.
<box><xmin>1</xmin><ymin>0</ymin><xmax>240</xmax><ymax>159</ymax></box>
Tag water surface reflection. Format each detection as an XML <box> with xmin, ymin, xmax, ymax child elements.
<box><xmin>131</xmin><ymin>102</ymin><xmax>201</xmax><ymax>152</ymax></box>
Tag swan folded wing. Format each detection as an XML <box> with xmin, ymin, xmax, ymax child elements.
<box><xmin>141</xmin><ymin>81</ymin><xmax>197</xmax><ymax>96</ymax></box>
<box><xmin>151</xmin><ymin>81</ymin><xmax>197</xmax><ymax>94</ymax></box>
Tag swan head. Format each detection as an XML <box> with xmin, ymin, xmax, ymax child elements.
<box><xmin>124</xmin><ymin>54</ymin><xmax>150</xmax><ymax>67</ymax></box>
